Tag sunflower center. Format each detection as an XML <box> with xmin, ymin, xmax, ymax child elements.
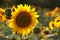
<box><xmin>15</xmin><ymin>11</ymin><xmax>31</xmax><ymax>28</ymax></box>
<box><xmin>52</xmin><ymin>24</ymin><xmax>55</xmax><ymax>27</ymax></box>
<box><xmin>56</xmin><ymin>20</ymin><xmax>60</xmax><ymax>22</ymax></box>
<box><xmin>33</xmin><ymin>28</ymin><xmax>41</xmax><ymax>34</ymax></box>
<box><xmin>44</xmin><ymin>31</ymin><xmax>49</xmax><ymax>35</ymax></box>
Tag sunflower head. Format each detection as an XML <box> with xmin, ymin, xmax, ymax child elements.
<box><xmin>33</xmin><ymin>27</ymin><xmax>41</xmax><ymax>34</ymax></box>
<box><xmin>0</xmin><ymin>8</ymin><xmax>4</xmax><ymax>17</ymax></box>
<box><xmin>49</xmin><ymin>21</ymin><xmax>55</xmax><ymax>30</ymax></box>
<box><xmin>8</xmin><ymin>4</ymin><xmax>39</xmax><ymax>35</ymax></box>
<box><xmin>1</xmin><ymin>8</ymin><xmax>12</xmax><ymax>21</ymax></box>
<box><xmin>5</xmin><ymin>8</ymin><xmax>12</xmax><ymax>19</ymax></box>
<box><xmin>0</xmin><ymin>8</ymin><xmax>5</xmax><ymax>21</ymax></box>
<box><xmin>5</xmin><ymin>8</ymin><xmax>11</xmax><ymax>16</ymax></box>
<box><xmin>45</xmin><ymin>7</ymin><xmax>60</xmax><ymax>17</ymax></box>
<box><xmin>54</xmin><ymin>16</ymin><xmax>60</xmax><ymax>27</ymax></box>
<box><xmin>43</xmin><ymin>30</ymin><xmax>49</xmax><ymax>35</ymax></box>
<box><xmin>51</xmin><ymin>7</ymin><xmax>60</xmax><ymax>17</ymax></box>
<box><xmin>42</xmin><ymin>28</ymin><xmax>50</xmax><ymax>36</ymax></box>
<box><xmin>54</xmin><ymin>7</ymin><xmax>60</xmax><ymax>12</ymax></box>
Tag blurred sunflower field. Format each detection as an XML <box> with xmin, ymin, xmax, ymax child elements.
<box><xmin>0</xmin><ymin>0</ymin><xmax>60</xmax><ymax>40</ymax></box>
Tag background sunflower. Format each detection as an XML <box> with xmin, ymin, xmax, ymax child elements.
<box><xmin>54</xmin><ymin>16</ymin><xmax>60</xmax><ymax>27</ymax></box>
<box><xmin>49</xmin><ymin>21</ymin><xmax>55</xmax><ymax>30</ymax></box>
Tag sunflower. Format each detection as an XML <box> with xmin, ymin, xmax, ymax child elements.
<box><xmin>0</xmin><ymin>8</ymin><xmax>12</xmax><ymax>21</ymax></box>
<box><xmin>50</xmin><ymin>7</ymin><xmax>60</xmax><ymax>17</ymax></box>
<box><xmin>0</xmin><ymin>8</ymin><xmax>4</xmax><ymax>17</ymax></box>
<box><xmin>49</xmin><ymin>21</ymin><xmax>55</xmax><ymax>30</ymax></box>
<box><xmin>0</xmin><ymin>9</ymin><xmax>3</xmax><ymax>20</ymax></box>
<box><xmin>41</xmin><ymin>27</ymin><xmax>50</xmax><ymax>35</ymax></box>
<box><xmin>54</xmin><ymin>16</ymin><xmax>60</xmax><ymax>27</ymax></box>
<box><xmin>0</xmin><ymin>8</ymin><xmax>5</xmax><ymax>21</ymax></box>
<box><xmin>8</xmin><ymin>4</ymin><xmax>39</xmax><ymax>35</ymax></box>
<box><xmin>43</xmin><ymin>30</ymin><xmax>50</xmax><ymax>35</ymax></box>
<box><xmin>33</xmin><ymin>27</ymin><xmax>41</xmax><ymax>34</ymax></box>
<box><xmin>45</xmin><ymin>7</ymin><xmax>60</xmax><ymax>17</ymax></box>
